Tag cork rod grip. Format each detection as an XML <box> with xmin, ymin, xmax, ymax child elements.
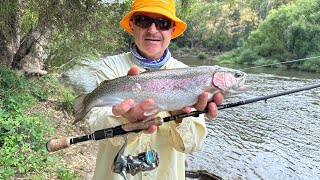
<box><xmin>121</xmin><ymin>117</ymin><xmax>163</xmax><ymax>132</ymax></box>
<box><xmin>46</xmin><ymin>137</ymin><xmax>71</xmax><ymax>152</ymax></box>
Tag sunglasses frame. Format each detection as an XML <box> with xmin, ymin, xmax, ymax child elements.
<box><xmin>132</xmin><ymin>15</ymin><xmax>174</xmax><ymax>31</ymax></box>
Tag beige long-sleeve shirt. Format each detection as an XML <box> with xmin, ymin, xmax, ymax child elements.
<box><xmin>88</xmin><ymin>52</ymin><xmax>207</xmax><ymax>180</ymax></box>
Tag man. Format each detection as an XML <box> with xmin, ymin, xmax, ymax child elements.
<box><xmin>88</xmin><ymin>0</ymin><xmax>224</xmax><ymax>179</ymax></box>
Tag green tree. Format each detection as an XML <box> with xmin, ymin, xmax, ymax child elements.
<box><xmin>248</xmin><ymin>0</ymin><xmax>295</xmax><ymax>20</ymax></box>
<box><xmin>175</xmin><ymin>0</ymin><xmax>259</xmax><ymax>51</ymax></box>
<box><xmin>249</xmin><ymin>0</ymin><xmax>320</xmax><ymax>61</ymax></box>
<box><xmin>222</xmin><ymin>0</ymin><xmax>320</xmax><ymax>72</ymax></box>
<box><xmin>0</xmin><ymin>0</ymin><xmax>130</xmax><ymax>75</ymax></box>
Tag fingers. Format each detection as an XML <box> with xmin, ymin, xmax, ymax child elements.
<box><xmin>192</xmin><ymin>92</ymin><xmax>224</xmax><ymax>121</ymax></box>
<box><xmin>143</xmin><ymin>125</ymin><xmax>158</xmax><ymax>134</ymax></box>
<box><xmin>122</xmin><ymin>99</ymin><xmax>155</xmax><ymax>122</ymax></box>
<box><xmin>193</xmin><ymin>92</ymin><xmax>208</xmax><ymax>111</ymax></box>
<box><xmin>205</xmin><ymin>93</ymin><xmax>223</xmax><ymax>120</ymax></box>
<box><xmin>112</xmin><ymin>99</ymin><xmax>135</xmax><ymax>116</ymax></box>
<box><xmin>206</xmin><ymin>102</ymin><xmax>218</xmax><ymax>120</ymax></box>
<box><xmin>212</xmin><ymin>93</ymin><xmax>224</xmax><ymax>106</ymax></box>
<box><xmin>112</xmin><ymin>98</ymin><xmax>158</xmax><ymax>133</ymax></box>
<box><xmin>127</xmin><ymin>65</ymin><xmax>139</xmax><ymax>76</ymax></box>
<box><xmin>112</xmin><ymin>98</ymin><xmax>156</xmax><ymax>122</ymax></box>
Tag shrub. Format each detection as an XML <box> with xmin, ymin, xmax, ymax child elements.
<box><xmin>197</xmin><ymin>52</ymin><xmax>208</xmax><ymax>60</ymax></box>
<box><xmin>236</xmin><ymin>48</ymin><xmax>260</xmax><ymax>65</ymax></box>
<box><xmin>0</xmin><ymin>68</ymin><xmax>75</xmax><ymax>179</ymax></box>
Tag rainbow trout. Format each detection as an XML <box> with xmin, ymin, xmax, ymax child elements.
<box><xmin>72</xmin><ymin>66</ymin><xmax>249</xmax><ymax>124</ymax></box>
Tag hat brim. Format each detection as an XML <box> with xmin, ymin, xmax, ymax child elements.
<box><xmin>120</xmin><ymin>7</ymin><xmax>187</xmax><ymax>39</ymax></box>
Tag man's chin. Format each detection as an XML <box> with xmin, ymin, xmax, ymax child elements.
<box><xmin>140</xmin><ymin>49</ymin><xmax>163</xmax><ymax>59</ymax></box>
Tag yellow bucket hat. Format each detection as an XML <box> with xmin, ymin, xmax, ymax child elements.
<box><xmin>120</xmin><ymin>0</ymin><xmax>187</xmax><ymax>39</ymax></box>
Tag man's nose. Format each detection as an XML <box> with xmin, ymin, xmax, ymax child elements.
<box><xmin>147</xmin><ymin>22</ymin><xmax>158</xmax><ymax>33</ymax></box>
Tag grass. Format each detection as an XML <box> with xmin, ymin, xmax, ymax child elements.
<box><xmin>0</xmin><ymin>67</ymin><xmax>78</xmax><ymax>179</ymax></box>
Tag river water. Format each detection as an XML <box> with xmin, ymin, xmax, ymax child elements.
<box><xmin>63</xmin><ymin>58</ymin><xmax>320</xmax><ymax>179</ymax></box>
<box><xmin>182</xmin><ymin>59</ymin><xmax>320</xmax><ymax>179</ymax></box>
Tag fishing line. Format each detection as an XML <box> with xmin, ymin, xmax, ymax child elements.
<box><xmin>239</xmin><ymin>55</ymin><xmax>320</xmax><ymax>70</ymax></box>
<box><xmin>46</xmin><ymin>83</ymin><xmax>320</xmax><ymax>152</ymax></box>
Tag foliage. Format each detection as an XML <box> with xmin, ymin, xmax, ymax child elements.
<box><xmin>169</xmin><ymin>42</ymin><xmax>179</xmax><ymax>51</ymax></box>
<box><xmin>175</xmin><ymin>0</ymin><xmax>259</xmax><ymax>51</ymax></box>
<box><xmin>62</xmin><ymin>92</ymin><xmax>75</xmax><ymax>115</ymax></box>
<box><xmin>217</xmin><ymin>0</ymin><xmax>320</xmax><ymax>72</ymax></box>
<box><xmin>299</xmin><ymin>55</ymin><xmax>320</xmax><ymax>72</ymax></box>
<box><xmin>0</xmin><ymin>68</ymin><xmax>75</xmax><ymax>179</ymax></box>
<box><xmin>198</xmin><ymin>52</ymin><xmax>208</xmax><ymax>60</ymax></box>
<box><xmin>1</xmin><ymin>0</ymin><xmax>297</xmax><ymax>70</ymax></box>
<box><xmin>57</xmin><ymin>165</ymin><xmax>77</xmax><ymax>180</ymax></box>
<box><xmin>1</xmin><ymin>0</ymin><xmax>132</xmax><ymax>71</ymax></box>
<box><xmin>251</xmin><ymin>0</ymin><xmax>320</xmax><ymax>61</ymax></box>
<box><xmin>0</xmin><ymin>1</ymin><xmax>18</xmax><ymax>33</ymax></box>
<box><xmin>46</xmin><ymin>1</ymin><xmax>132</xmax><ymax>70</ymax></box>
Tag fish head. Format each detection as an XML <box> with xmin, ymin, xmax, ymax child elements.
<box><xmin>212</xmin><ymin>68</ymin><xmax>250</xmax><ymax>95</ymax></box>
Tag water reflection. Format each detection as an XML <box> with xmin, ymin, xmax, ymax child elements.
<box><xmin>183</xmin><ymin>59</ymin><xmax>320</xmax><ymax>179</ymax></box>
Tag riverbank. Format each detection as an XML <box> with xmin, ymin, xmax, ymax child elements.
<box><xmin>171</xmin><ymin>48</ymin><xmax>221</xmax><ymax>61</ymax></box>
<box><xmin>42</xmin><ymin>99</ymin><xmax>97</xmax><ymax>179</ymax></box>
<box><xmin>0</xmin><ymin>69</ymin><xmax>96</xmax><ymax>180</ymax></box>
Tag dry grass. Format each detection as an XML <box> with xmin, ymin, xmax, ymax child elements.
<box><xmin>31</xmin><ymin>99</ymin><xmax>98</xmax><ymax>179</ymax></box>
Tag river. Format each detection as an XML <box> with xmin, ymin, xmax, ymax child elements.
<box><xmin>182</xmin><ymin>59</ymin><xmax>320</xmax><ymax>179</ymax></box>
<box><xmin>63</xmin><ymin>58</ymin><xmax>320</xmax><ymax>179</ymax></box>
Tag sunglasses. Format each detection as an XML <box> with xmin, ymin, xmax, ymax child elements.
<box><xmin>133</xmin><ymin>15</ymin><xmax>173</xmax><ymax>31</ymax></box>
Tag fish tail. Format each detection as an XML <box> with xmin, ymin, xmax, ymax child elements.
<box><xmin>72</xmin><ymin>94</ymin><xmax>89</xmax><ymax>125</ymax></box>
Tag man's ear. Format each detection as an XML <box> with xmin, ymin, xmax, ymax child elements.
<box><xmin>129</xmin><ymin>20</ymin><xmax>134</xmax><ymax>31</ymax></box>
<box><xmin>171</xmin><ymin>26</ymin><xmax>176</xmax><ymax>36</ymax></box>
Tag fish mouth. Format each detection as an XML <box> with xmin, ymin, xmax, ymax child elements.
<box><xmin>237</xmin><ymin>85</ymin><xmax>252</xmax><ymax>91</ymax></box>
<box><xmin>235</xmin><ymin>77</ymin><xmax>251</xmax><ymax>92</ymax></box>
<box><xmin>230</xmin><ymin>85</ymin><xmax>252</xmax><ymax>94</ymax></box>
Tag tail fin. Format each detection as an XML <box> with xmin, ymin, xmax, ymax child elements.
<box><xmin>72</xmin><ymin>94</ymin><xmax>88</xmax><ymax>125</ymax></box>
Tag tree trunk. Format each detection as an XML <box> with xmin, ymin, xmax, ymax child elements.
<box><xmin>0</xmin><ymin>0</ymin><xmax>56</xmax><ymax>76</ymax></box>
<box><xmin>0</xmin><ymin>0</ymin><xmax>21</xmax><ymax>67</ymax></box>
<box><xmin>0</xmin><ymin>33</ymin><xmax>19</xmax><ymax>67</ymax></box>
<box><xmin>12</xmin><ymin>25</ymin><xmax>53</xmax><ymax>75</ymax></box>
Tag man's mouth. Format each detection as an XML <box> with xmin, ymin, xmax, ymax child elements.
<box><xmin>145</xmin><ymin>38</ymin><xmax>161</xmax><ymax>41</ymax></box>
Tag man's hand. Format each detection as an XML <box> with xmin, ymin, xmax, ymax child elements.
<box><xmin>112</xmin><ymin>66</ymin><xmax>158</xmax><ymax>134</ymax></box>
<box><xmin>194</xmin><ymin>92</ymin><xmax>223</xmax><ymax>120</ymax></box>
<box><xmin>170</xmin><ymin>91</ymin><xmax>224</xmax><ymax>122</ymax></box>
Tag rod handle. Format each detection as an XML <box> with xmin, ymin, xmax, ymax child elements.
<box><xmin>46</xmin><ymin>137</ymin><xmax>71</xmax><ymax>152</ymax></box>
<box><xmin>121</xmin><ymin>117</ymin><xmax>163</xmax><ymax>132</ymax></box>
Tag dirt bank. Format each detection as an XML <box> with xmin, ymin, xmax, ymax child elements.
<box><xmin>34</xmin><ymin>99</ymin><xmax>98</xmax><ymax>179</ymax></box>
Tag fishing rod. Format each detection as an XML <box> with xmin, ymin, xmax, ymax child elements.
<box><xmin>46</xmin><ymin>83</ymin><xmax>320</xmax><ymax>152</ymax></box>
<box><xmin>239</xmin><ymin>55</ymin><xmax>320</xmax><ymax>70</ymax></box>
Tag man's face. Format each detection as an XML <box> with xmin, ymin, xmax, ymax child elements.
<box><xmin>129</xmin><ymin>12</ymin><xmax>175</xmax><ymax>60</ymax></box>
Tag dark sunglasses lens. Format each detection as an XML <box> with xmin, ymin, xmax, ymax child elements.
<box><xmin>134</xmin><ymin>16</ymin><xmax>153</xmax><ymax>28</ymax></box>
<box><xmin>156</xmin><ymin>18</ymin><xmax>171</xmax><ymax>30</ymax></box>
<box><xmin>134</xmin><ymin>16</ymin><xmax>172</xmax><ymax>30</ymax></box>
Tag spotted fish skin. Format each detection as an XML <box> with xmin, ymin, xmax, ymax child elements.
<box><xmin>72</xmin><ymin>66</ymin><xmax>248</xmax><ymax>124</ymax></box>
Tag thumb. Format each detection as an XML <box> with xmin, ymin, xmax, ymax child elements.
<box><xmin>127</xmin><ymin>66</ymin><xmax>140</xmax><ymax>76</ymax></box>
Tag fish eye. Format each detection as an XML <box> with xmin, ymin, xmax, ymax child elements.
<box><xmin>234</xmin><ymin>72</ymin><xmax>242</xmax><ymax>78</ymax></box>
